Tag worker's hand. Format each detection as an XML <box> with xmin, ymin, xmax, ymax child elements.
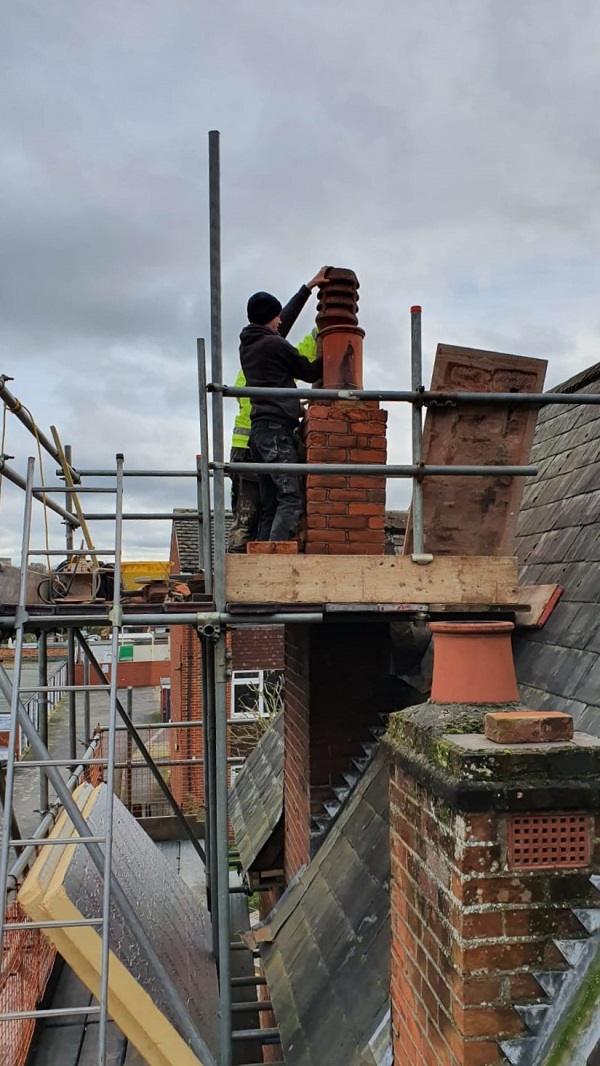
<box><xmin>306</xmin><ymin>266</ymin><xmax>331</xmax><ymax>290</ymax></box>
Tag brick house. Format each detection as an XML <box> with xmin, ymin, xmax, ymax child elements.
<box><xmin>169</xmin><ymin>511</ymin><xmax>285</xmax><ymax>818</ymax></box>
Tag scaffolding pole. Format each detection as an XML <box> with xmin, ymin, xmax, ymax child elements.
<box><xmin>0</xmin><ymin>665</ymin><xmax>215</xmax><ymax>1065</ymax></box>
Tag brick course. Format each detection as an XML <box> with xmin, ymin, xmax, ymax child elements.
<box><xmin>304</xmin><ymin>400</ymin><xmax>387</xmax><ymax>554</ymax></box>
<box><xmin>169</xmin><ymin>624</ymin><xmax>285</xmax><ymax>817</ymax></box>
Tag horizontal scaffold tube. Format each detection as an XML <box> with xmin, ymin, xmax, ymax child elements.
<box><xmin>215</xmin><ymin>383</ymin><xmax>600</xmax><ymax>406</ymax></box>
<box><xmin>215</xmin><ymin>462</ymin><xmax>538</xmax><ymax>478</ymax></box>
<box><xmin>0</xmin><ymin>612</ymin><xmax>324</xmax><ymax>629</ymax></box>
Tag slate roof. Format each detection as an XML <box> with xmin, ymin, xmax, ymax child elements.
<box><xmin>514</xmin><ymin>362</ymin><xmax>600</xmax><ymax>734</ymax></box>
<box><xmin>228</xmin><ymin>710</ymin><xmax>284</xmax><ymax>872</ymax></box>
<box><xmin>171</xmin><ymin>508</ymin><xmax>233</xmax><ymax>572</ymax></box>
<box><xmin>257</xmin><ymin>748</ymin><xmax>391</xmax><ymax>1066</ymax></box>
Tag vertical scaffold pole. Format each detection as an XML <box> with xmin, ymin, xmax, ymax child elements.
<box><xmin>65</xmin><ymin>443</ymin><xmax>74</xmax><ymax>558</ymax></box>
<box><xmin>0</xmin><ymin>457</ymin><xmax>35</xmax><ymax>964</ymax></box>
<box><xmin>97</xmin><ymin>453</ymin><xmax>125</xmax><ymax>1065</ymax></box>
<box><xmin>410</xmin><ymin>306</ymin><xmax>425</xmax><ymax>556</ymax></box>
<box><xmin>209</xmin><ymin>127</ymin><xmax>232</xmax><ymax>1066</ymax></box>
<box><xmin>67</xmin><ymin>628</ymin><xmax>77</xmax><ymax>763</ymax></box>
<box><xmin>83</xmin><ymin>656</ymin><xmax>91</xmax><ymax>743</ymax></box>
<box><xmin>197</xmin><ymin>338</ymin><xmax>213</xmax><ymax>598</ymax></box>
<box><xmin>38</xmin><ymin>630</ymin><xmax>49</xmax><ymax>813</ymax></box>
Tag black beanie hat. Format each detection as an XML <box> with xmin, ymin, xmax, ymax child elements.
<box><xmin>247</xmin><ymin>291</ymin><xmax>282</xmax><ymax>325</ymax></box>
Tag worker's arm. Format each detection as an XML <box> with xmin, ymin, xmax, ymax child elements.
<box><xmin>280</xmin><ymin>339</ymin><xmax>323</xmax><ymax>382</ymax></box>
<box><xmin>278</xmin><ymin>267</ymin><xmax>330</xmax><ymax>338</ymax></box>
<box><xmin>279</xmin><ymin>287</ymin><xmax>311</xmax><ymax>339</ymax></box>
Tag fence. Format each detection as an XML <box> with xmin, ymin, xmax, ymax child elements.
<box><xmin>0</xmin><ymin>901</ymin><xmax>56</xmax><ymax>1066</ymax></box>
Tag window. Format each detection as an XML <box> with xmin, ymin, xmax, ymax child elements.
<box><xmin>231</xmin><ymin>670</ymin><xmax>266</xmax><ymax>719</ymax></box>
<box><xmin>230</xmin><ymin>669</ymin><xmax>283</xmax><ymax>719</ymax></box>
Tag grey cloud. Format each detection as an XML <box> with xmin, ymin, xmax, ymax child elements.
<box><xmin>3</xmin><ymin>0</ymin><xmax>600</xmax><ymax>556</ymax></box>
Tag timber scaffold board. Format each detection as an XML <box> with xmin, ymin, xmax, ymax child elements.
<box><xmin>225</xmin><ymin>555</ymin><xmax>519</xmax><ymax>606</ymax></box>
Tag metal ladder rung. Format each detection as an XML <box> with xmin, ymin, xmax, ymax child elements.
<box><xmin>232</xmin><ymin>1028</ymin><xmax>280</xmax><ymax>1042</ymax></box>
<box><xmin>9</xmin><ymin>836</ymin><xmax>106</xmax><ymax>846</ymax></box>
<box><xmin>27</xmin><ymin>548</ymin><xmax>117</xmax><ymax>556</ymax></box>
<box><xmin>231</xmin><ymin>976</ymin><xmax>267</xmax><ymax>987</ymax></box>
<box><xmin>231</xmin><ymin>1001</ymin><xmax>273</xmax><ymax>1013</ymax></box>
<box><xmin>13</xmin><ymin>758</ymin><xmax>106</xmax><ymax>768</ymax></box>
<box><xmin>32</xmin><ymin>485</ymin><xmax>118</xmax><ymax>494</ymax></box>
<box><xmin>0</xmin><ymin>1005</ymin><xmax>102</xmax><ymax>1021</ymax></box>
<box><xmin>19</xmin><ymin>685</ymin><xmax>111</xmax><ymax>693</ymax></box>
<box><xmin>6</xmin><ymin>918</ymin><xmax>104</xmax><ymax>931</ymax></box>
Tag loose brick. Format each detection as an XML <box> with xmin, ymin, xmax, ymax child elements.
<box><xmin>247</xmin><ymin>542</ymin><xmax>273</xmax><ymax>554</ymax></box>
<box><xmin>484</xmin><ymin>710</ymin><xmax>574</xmax><ymax>744</ymax></box>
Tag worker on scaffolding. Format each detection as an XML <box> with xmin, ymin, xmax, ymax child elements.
<box><xmin>238</xmin><ymin>269</ymin><xmax>327</xmax><ymax>543</ymax></box>
<box><xmin>228</xmin><ymin>327</ymin><xmax>319</xmax><ymax>552</ymax></box>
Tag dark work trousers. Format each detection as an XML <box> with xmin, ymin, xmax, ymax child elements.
<box><xmin>227</xmin><ymin>446</ymin><xmax>260</xmax><ymax>552</ymax></box>
<box><xmin>249</xmin><ymin>421</ymin><xmax>303</xmax><ymax>541</ymax></box>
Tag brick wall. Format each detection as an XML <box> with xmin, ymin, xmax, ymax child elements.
<box><xmin>284</xmin><ymin>621</ymin><xmax>391</xmax><ymax>882</ymax></box>
<box><xmin>304</xmin><ymin>401</ymin><xmax>387</xmax><ymax>554</ymax></box>
<box><xmin>168</xmin><ymin>624</ymin><xmax>285</xmax><ymax>815</ymax></box>
<box><xmin>283</xmin><ymin>626</ymin><xmax>311</xmax><ymax>882</ymax></box>
<box><xmin>230</xmin><ymin>626</ymin><xmax>284</xmax><ymax>670</ymax></box>
<box><xmin>388</xmin><ymin>738</ymin><xmax>600</xmax><ymax>1065</ymax></box>
<box><xmin>73</xmin><ymin>660</ymin><xmax>167</xmax><ymax>688</ymax></box>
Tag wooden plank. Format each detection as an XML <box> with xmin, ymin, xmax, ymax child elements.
<box><xmin>225</xmin><ymin>555</ymin><xmax>519</xmax><ymax>605</ymax></box>
<box><xmin>515</xmin><ymin>584</ymin><xmax>563</xmax><ymax>628</ymax></box>
<box><xmin>404</xmin><ymin>344</ymin><xmax>547</xmax><ymax>557</ymax></box>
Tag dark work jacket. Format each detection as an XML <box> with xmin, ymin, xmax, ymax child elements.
<box><xmin>239</xmin><ymin>285</ymin><xmax>323</xmax><ymax>427</ymax></box>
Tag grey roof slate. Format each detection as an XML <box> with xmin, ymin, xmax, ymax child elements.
<box><xmin>171</xmin><ymin>508</ymin><xmax>233</xmax><ymax>572</ymax></box>
<box><xmin>228</xmin><ymin>710</ymin><xmax>284</xmax><ymax>872</ymax></box>
<box><xmin>514</xmin><ymin>362</ymin><xmax>600</xmax><ymax>735</ymax></box>
<box><xmin>258</xmin><ymin>748</ymin><xmax>391</xmax><ymax>1066</ymax></box>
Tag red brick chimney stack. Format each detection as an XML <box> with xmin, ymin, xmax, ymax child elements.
<box><xmin>386</xmin><ymin>622</ymin><xmax>600</xmax><ymax>1065</ymax></box>
<box><xmin>304</xmin><ymin>267</ymin><xmax>387</xmax><ymax>555</ymax></box>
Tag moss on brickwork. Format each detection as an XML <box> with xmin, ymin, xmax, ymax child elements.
<box><xmin>542</xmin><ymin>948</ymin><xmax>600</xmax><ymax>1066</ymax></box>
<box><xmin>384</xmin><ymin>701</ymin><xmax>600</xmax><ymax>807</ymax></box>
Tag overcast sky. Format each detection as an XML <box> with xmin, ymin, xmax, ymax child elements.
<box><xmin>1</xmin><ymin>0</ymin><xmax>600</xmax><ymax>562</ymax></box>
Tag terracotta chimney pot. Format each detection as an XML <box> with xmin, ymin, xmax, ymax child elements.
<box><xmin>429</xmin><ymin>621</ymin><xmax>520</xmax><ymax>704</ymax></box>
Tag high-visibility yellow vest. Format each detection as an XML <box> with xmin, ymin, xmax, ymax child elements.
<box><xmin>231</xmin><ymin>329</ymin><xmax>318</xmax><ymax>449</ymax></box>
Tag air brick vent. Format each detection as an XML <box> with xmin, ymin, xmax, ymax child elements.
<box><xmin>507</xmin><ymin>813</ymin><xmax>592</xmax><ymax>871</ymax></box>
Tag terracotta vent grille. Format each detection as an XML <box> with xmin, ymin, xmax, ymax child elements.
<box><xmin>508</xmin><ymin>813</ymin><xmax>592</xmax><ymax>871</ymax></box>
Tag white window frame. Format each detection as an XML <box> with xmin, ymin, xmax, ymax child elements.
<box><xmin>230</xmin><ymin>669</ymin><xmax>267</xmax><ymax>719</ymax></box>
